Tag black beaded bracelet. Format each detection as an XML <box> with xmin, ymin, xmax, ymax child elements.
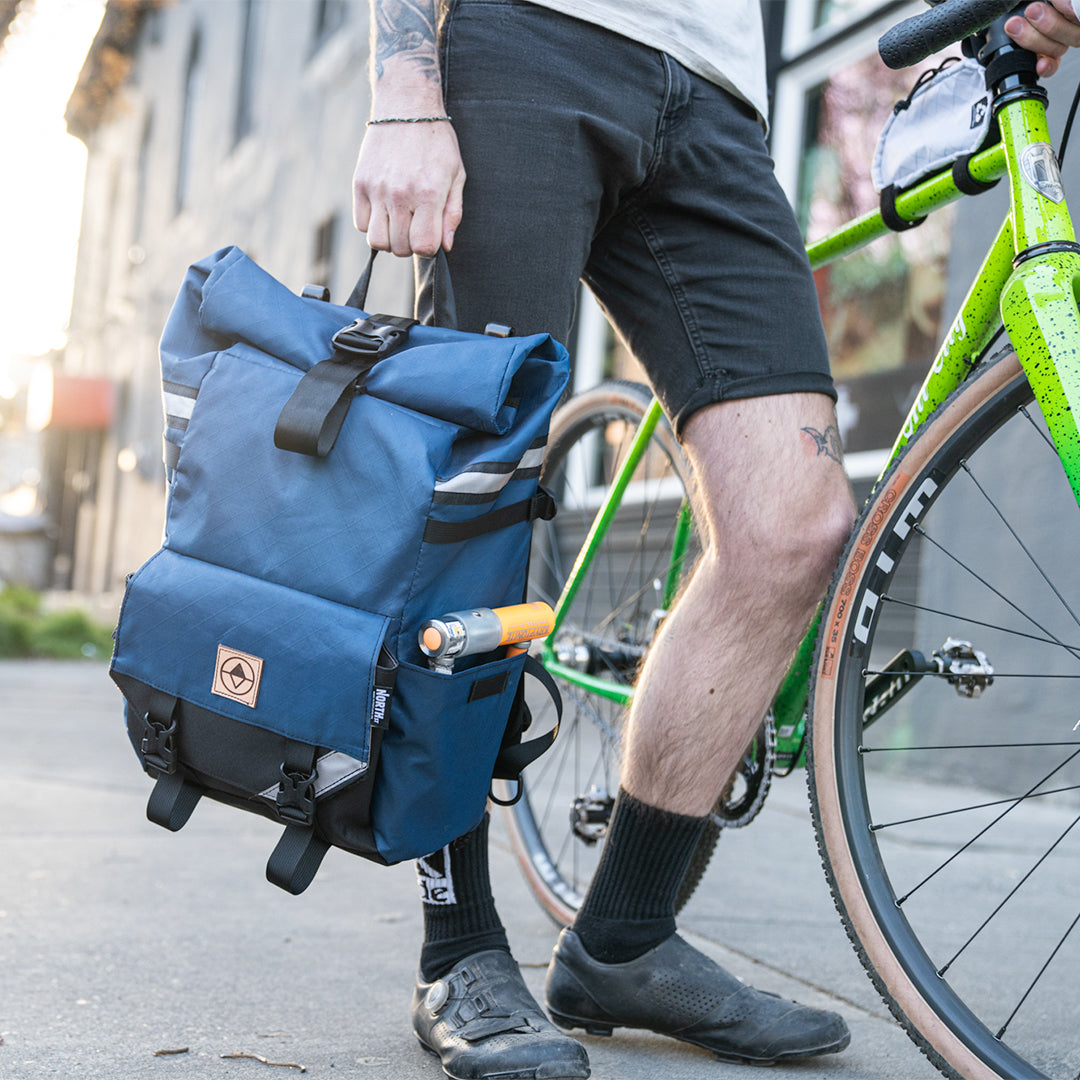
<box><xmin>366</xmin><ymin>115</ymin><xmax>453</xmax><ymax>125</ymax></box>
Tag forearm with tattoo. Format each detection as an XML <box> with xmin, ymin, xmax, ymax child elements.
<box><xmin>372</xmin><ymin>0</ymin><xmax>441</xmax><ymax>83</ymax></box>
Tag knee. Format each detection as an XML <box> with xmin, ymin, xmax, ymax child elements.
<box><xmin>714</xmin><ymin>482</ymin><xmax>855</xmax><ymax>607</ymax></box>
<box><xmin>798</xmin><ymin>485</ymin><xmax>857</xmax><ymax>593</ymax></box>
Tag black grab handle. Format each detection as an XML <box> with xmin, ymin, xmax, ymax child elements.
<box><xmin>346</xmin><ymin>248</ymin><xmax>459</xmax><ymax>330</ymax></box>
<box><xmin>878</xmin><ymin>0</ymin><xmax>1020</xmax><ymax>69</ymax></box>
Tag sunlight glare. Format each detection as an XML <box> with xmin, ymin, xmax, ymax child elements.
<box><xmin>0</xmin><ymin>0</ymin><xmax>106</xmax><ymax>374</ymax></box>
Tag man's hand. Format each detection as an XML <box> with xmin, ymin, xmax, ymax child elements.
<box><xmin>353</xmin><ymin>120</ymin><xmax>465</xmax><ymax>257</ymax></box>
<box><xmin>355</xmin><ymin>1</ymin><xmax>464</xmax><ymax>257</ymax></box>
<box><xmin>1005</xmin><ymin>1</ymin><xmax>1080</xmax><ymax>78</ymax></box>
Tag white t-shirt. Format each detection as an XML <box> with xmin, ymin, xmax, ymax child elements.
<box><xmin>525</xmin><ymin>0</ymin><xmax>768</xmax><ymax>122</ymax></box>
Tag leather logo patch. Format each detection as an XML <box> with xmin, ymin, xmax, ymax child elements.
<box><xmin>211</xmin><ymin>645</ymin><xmax>264</xmax><ymax>708</ymax></box>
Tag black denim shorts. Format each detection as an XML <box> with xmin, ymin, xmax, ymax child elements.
<box><xmin>437</xmin><ymin>0</ymin><xmax>835</xmax><ymax>434</ymax></box>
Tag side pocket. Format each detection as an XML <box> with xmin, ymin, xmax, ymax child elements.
<box><xmin>371</xmin><ymin>651</ymin><xmax>528</xmax><ymax>864</ymax></box>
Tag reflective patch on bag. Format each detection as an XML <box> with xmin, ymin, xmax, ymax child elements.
<box><xmin>163</xmin><ymin>380</ymin><xmax>198</xmax><ymax>431</ymax></box>
<box><xmin>432</xmin><ymin>437</ymin><xmax>547</xmax><ymax>505</ymax></box>
<box><xmin>872</xmin><ymin>57</ymin><xmax>993</xmax><ymax>193</ymax></box>
<box><xmin>256</xmin><ymin>750</ymin><xmax>368</xmax><ymax>802</ymax></box>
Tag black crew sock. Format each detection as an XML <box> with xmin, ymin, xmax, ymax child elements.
<box><xmin>572</xmin><ymin>787</ymin><xmax>708</xmax><ymax>964</ymax></box>
<box><xmin>417</xmin><ymin>812</ymin><xmax>511</xmax><ymax>982</ymax></box>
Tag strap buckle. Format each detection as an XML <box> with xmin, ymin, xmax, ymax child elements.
<box><xmin>140</xmin><ymin>715</ymin><xmax>178</xmax><ymax>774</ymax></box>
<box><xmin>275</xmin><ymin>763</ymin><xmax>317</xmax><ymax>825</ymax></box>
<box><xmin>331</xmin><ymin>316</ymin><xmax>410</xmax><ymax>361</ymax></box>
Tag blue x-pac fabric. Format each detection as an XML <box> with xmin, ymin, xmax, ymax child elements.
<box><xmin>111</xmin><ymin>246</ymin><xmax>569</xmax><ymax>864</ymax></box>
<box><xmin>157</xmin><ymin>246</ymin><xmax>569</xmax><ymax>660</ymax></box>
<box><xmin>113</xmin><ymin>548</ymin><xmax>390</xmax><ymax>763</ymax></box>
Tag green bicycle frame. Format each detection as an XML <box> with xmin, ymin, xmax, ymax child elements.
<box><xmin>541</xmin><ymin>87</ymin><xmax>1080</xmax><ymax>766</ymax></box>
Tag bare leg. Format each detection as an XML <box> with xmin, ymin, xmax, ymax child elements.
<box><xmin>622</xmin><ymin>392</ymin><xmax>856</xmax><ymax>816</ymax></box>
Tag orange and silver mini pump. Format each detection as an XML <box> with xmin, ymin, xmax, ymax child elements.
<box><xmin>418</xmin><ymin>601</ymin><xmax>555</xmax><ymax>673</ymax></box>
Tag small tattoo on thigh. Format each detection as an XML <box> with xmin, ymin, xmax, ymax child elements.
<box><xmin>800</xmin><ymin>425</ymin><xmax>843</xmax><ymax>464</ymax></box>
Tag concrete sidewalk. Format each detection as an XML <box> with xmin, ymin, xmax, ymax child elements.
<box><xmin>0</xmin><ymin>660</ymin><xmax>938</xmax><ymax>1080</ymax></box>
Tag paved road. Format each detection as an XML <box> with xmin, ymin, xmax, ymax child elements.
<box><xmin>0</xmin><ymin>660</ymin><xmax>940</xmax><ymax>1079</ymax></box>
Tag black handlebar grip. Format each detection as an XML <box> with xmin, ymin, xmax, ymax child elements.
<box><xmin>878</xmin><ymin>0</ymin><xmax>1019</xmax><ymax>69</ymax></box>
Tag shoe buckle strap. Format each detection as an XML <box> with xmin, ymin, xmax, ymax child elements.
<box><xmin>457</xmin><ymin>1012</ymin><xmax>536</xmax><ymax>1043</ymax></box>
<box><xmin>448</xmin><ymin>986</ymin><xmax>498</xmax><ymax>1025</ymax></box>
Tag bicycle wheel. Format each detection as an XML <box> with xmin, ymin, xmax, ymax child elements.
<box><xmin>810</xmin><ymin>348</ymin><xmax>1080</xmax><ymax>1079</ymax></box>
<box><xmin>499</xmin><ymin>380</ymin><xmax>719</xmax><ymax>925</ymax></box>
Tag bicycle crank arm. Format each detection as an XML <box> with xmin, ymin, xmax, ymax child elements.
<box><xmin>862</xmin><ymin>648</ymin><xmax>937</xmax><ymax>727</ymax></box>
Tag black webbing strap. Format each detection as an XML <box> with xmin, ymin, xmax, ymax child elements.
<box><xmin>879</xmin><ymin>184</ymin><xmax>926</xmax><ymax>232</ymax></box>
<box><xmin>984</xmin><ymin>47</ymin><xmax>1038</xmax><ymax>88</ymax></box>
<box><xmin>491</xmin><ymin>654</ymin><xmax>563</xmax><ymax>780</ymax></box>
<box><xmin>266</xmin><ymin>740</ymin><xmax>322</xmax><ymax>894</ymax></box>
<box><xmin>274</xmin><ymin>314</ymin><xmax>416</xmax><ymax>458</ymax></box>
<box><xmin>146</xmin><ymin>770</ymin><xmax>203</xmax><ymax>832</ymax></box>
<box><xmin>263</xmin><ymin>656</ymin><xmax>395</xmax><ymax>894</ymax></box>
<box><xmin>952</xmin><ymin>152</ymin><xmax>1000</xmax><ymax>195</ymax></box>
<box><xmin>423</xmin><ymin>489</ymin><xmax>556</xmax><ymax>545</ymax></box>
<box><xmin>347</xmin><ymin>249</ymin><xmax>460</xmax><ymax>329</ymax></box>
<box><xmin>265</xmin><ymin>824</ymin><xmax>331</xmax><ymax>895</ymax></box>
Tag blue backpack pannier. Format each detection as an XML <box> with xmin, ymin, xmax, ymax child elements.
<box><xmin>109</xmin><ymin>247</ymin><xmax>568</xmax><ymax>892</ymax></box>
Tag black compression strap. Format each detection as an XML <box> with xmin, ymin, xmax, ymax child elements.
<box><xmin>880</xmin><ymin>184</ymin><xmax>926</xmax><ymax>232</ymax></box>
<box><xmin>274</xmin><ymin>314</ymin><xmax>415</xmax><ymax>458</ymax></box>
<box><xmin>422</xmin><ymin>490</ymin><xmax>555</xmax><ymax>545</ymax></box>
<box><xmin>491</xmin><ymin>655</ymin><xmax>562</xmax><ymax>780</ymax></box>
<box><xmin>952</xmin><ymin>153</ymin><xmax>1000</xmax><ymax>195</ymax></box>
<box><xmin>266</xmin><ymin>825</ymin><xmax>331</xmax><ymax>895</ymax></box>
<box><xmin>146</xmin><ymin>771</ymin><xmax>203</xmax><ymax>832</ymax></box>
<box><xmin>266</xmin><ymin>658</ymin><xmax>393</xmax><ymax>892</ymax></box>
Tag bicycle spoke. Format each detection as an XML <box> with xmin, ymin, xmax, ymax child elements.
<box><xmin>1019</xmin><ymin>403</ymin><xmax>1060</xmax><ymax>456</ymax></box>
<box><xmin>996</xmin><ymin>908</ymin><xmax>1080</xmax><ymax>1040</ymax></box>
<box><xmin>911</xmin><ymin>525</ymin><xmax>1080</xmax><ymax>665</ymax></box>
<box><xmin>959</xmin><ymin>459</ymin><xmax>1080</xmax><ymax>633</ymax></box>
<box><xmin>868</xmin><ymin>782</ymin><xmax>1080</xmax><ymax>831</ymax></box>
<box><xmin>937</xmin><ymin>810</ymin><xmax>1080</xmax><ymax>976</ymax></box>
<box><xmin>891</xmin><ymin>744</ymin><xmax>1080</xmax><ymax>905</ymax></box>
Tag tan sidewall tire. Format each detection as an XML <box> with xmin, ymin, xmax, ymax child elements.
<box><xmin>810</xmin><ymin>352</ymin><xmax>1026</xmax><ymax>1080</ymax></box>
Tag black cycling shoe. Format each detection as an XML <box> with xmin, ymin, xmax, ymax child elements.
<box><xmin>412</xmin><ymin>949</ymin><xmax>591</xmax><ymax>1080</ymax></box>
<box><xmin>545</xmin><ymin>929</ymin><xmax>850</xmax><ymax>1066</ymax></box>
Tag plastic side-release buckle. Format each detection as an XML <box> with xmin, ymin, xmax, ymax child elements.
<box><xmin>140</xmin><ymin>714</ymin><xmax>178</xmax><ymax>774</ymax></box>
<box><xmin>331</xmin><ymin>315</ymin><xmax>413</xmax><ymax>364</ymax></box>
<box><xmin>275</xmin><ymin>763</ymin><xmax>317</xmax><ymax>825</ymax></box>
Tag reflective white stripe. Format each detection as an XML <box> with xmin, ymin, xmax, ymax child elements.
<box><xmin>163</xmin><ymin>392</ymin><xmax>196</xmax><ymax>421</ymax></box>
<box><xmin>435</xmin><ymin>444</ymin><xmax>547</xmax><ymax>496</ymax></box>
<box><xmin>436</xmin><ymin>468</ymin><xmax>514</xmax><ymax>496</ymax></box>
<box><xmin>518</xmin><ymin>446</ymin><xmax>546</xmax><ymax>470</ymax></box>
<box><xmin>256</xmin><ymin>750</ymin><xmax>366</xmax><ymax>802</ymax></box>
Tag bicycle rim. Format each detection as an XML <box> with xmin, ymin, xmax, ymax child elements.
<box><xmin>810</xmin><ymin>350</ymin><xmax>1080</xmax><ymax>1079</ymax></box>
<box><xmin>499</xmin><ymin>380</ymin><xmax>715</xmax><ymax>925</ymax></box>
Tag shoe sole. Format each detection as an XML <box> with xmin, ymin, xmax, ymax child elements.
<box><xmin>416</xmin><ymin>1034</ymin><xmax>591</xmax><ymax>1080</ymax></box>
<box><xmin>548</xmin><ymin>1010</ymin><xmax>851</xmax><ymax>1067</ymax></box>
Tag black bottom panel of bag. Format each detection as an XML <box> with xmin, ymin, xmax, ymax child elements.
<box><xmin>112</xmin><ymin>672</ymin><xmax>388</xmax><ymax>877</ymax></box>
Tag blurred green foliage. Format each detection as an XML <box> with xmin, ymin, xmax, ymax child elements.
<box><xmin>0</xmin><ymin>585</ymin><xmax>114</xmax><ymax>659</ymax></box>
